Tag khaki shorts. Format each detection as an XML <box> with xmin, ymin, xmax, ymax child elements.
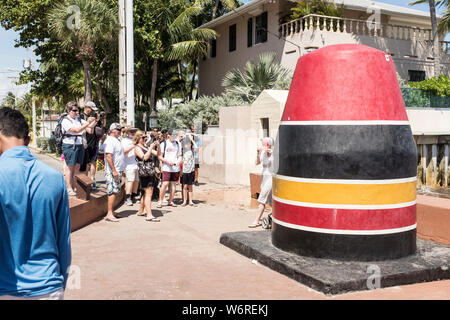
<box><xmin>125</xmin><ymin>168</ymin><xmax>139</xmax><ymax>182</ymax></box>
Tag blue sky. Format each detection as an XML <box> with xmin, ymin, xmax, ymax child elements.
<box><xmin>0</xmin><ymin>0</ymin><xmax>448</xmax><ymax>101</ymax></box>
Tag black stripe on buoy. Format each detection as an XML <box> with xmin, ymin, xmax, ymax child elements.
<box><xmin>276</xmin><ymin>125</ymin><xmax>417</xmax><ymax>180</ymax></box>
<box><xmin>271</xmin><ymin>222</ymin><xmax>417</xmax><ymax>261</ymax></box>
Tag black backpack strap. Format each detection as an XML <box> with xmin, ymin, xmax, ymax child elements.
<box><xmin>162</xmin><ymin>141</ymin><xmax>167</xmax><ymax>158</ymax></box>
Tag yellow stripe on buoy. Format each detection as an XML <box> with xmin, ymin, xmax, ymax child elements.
<box><xmin>273</xmin><ymin>176</ymin><xmax>416</xmax><ymax>206</ymax></box>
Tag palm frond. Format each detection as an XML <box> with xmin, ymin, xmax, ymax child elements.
<box><xmin>167</xmin><ymin>41</ymin><xmax>208</xmax><ymax>61</ymax></box>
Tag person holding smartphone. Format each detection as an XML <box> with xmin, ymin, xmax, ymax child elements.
<box><xmin>249</xmin><ymin>137</ymin><xmax>274</xmax><ymax>228</ymax></box>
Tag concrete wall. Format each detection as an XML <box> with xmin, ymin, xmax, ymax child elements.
<box><xmin>250</xmin><ymin>90</ymin><xmax>288</xmax><ymax>140</ymax></box>
<box><xmin>201</xmin><ymin>106</ymin><xmax>260</xmax><ymax>186</ymax></box>
<box><xmin>406</xmin><ymin>108</ymin><xmax>450</xmax><ymax>136</ymax></box>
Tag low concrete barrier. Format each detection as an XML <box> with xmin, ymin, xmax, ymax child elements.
<box><xmin>417</xmin><ymin>195</ymin><xmax>450</xmax><ymax>246</ymax></box>
<box><xmin>69</xmin><ymin>183</ymin><xmax>126</xmax><ymax>232</ymax></box>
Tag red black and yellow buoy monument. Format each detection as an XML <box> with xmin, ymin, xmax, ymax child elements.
<box><xmin>272</xmin><ymin>44</ymin><xmax>417</xmax><ymax>261</ymax></box>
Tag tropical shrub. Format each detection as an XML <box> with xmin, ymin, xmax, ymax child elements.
<box><xmin>222</xmin><ymin>52</ymin><xmax>292</xmax><ymax>104</ymax></box>
<box><xmin>408</xmin><ymin>75</ymin><xmax>450</xmax><ymax>97</ymax></box>
<box><xmin>157</xmin><ymin>92</ymin><xmax>246</xmax><ymax>133</ymax></box>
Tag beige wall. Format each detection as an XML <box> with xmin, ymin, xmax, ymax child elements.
<box><xmin>250</xmin><ymin>90</ymin><xmax>288</xmax><ymax>140</ymax></box>
<box><xmin>201</xmin><ymin>106</ymin><xmax>261</xmax><ymax>186</ymax></box>
<box><xmin>199</xmin><ymin>2</ymin><xmax>447</xmax><ymax>96</ymax></box>
<box><xmin>199</xmin><ymin>1</ymin><xmax>284</xmax><ymax>96</ymax></box>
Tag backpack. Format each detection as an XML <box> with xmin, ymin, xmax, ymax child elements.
<box><xmin>161</xmin><ymin>140</ymin><xmax>180</xmax><ymax>159</ymax></box>
<box><xmin>50</xmin><ymin>114</ymin><xmax>75</xmax><ymax>153</ymax></box>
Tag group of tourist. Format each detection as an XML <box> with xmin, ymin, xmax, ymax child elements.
<box><xmin>0</xmin><ymin>104</ymin><xmax>267</xmax><ymax>300</ymax></box>
<box><xmin>55</xmin><ymin>100</ymin><xmax>203</xmax><ymax>223</ymax></box>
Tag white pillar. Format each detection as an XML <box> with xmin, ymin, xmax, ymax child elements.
<box><xmin>432</xmin><ymin>144</ymin><xmax>438</xmax><ymax>172</ymax></box>
<box><xmin>125</xmin><ymin>0</ymin><xmax>135</xmax><ymax>127</ymax></box>
<box><xmin>119</xmin><ymin>0</ymin><xmax>127</xmax><ymax>125</ymax></box>
<box><xmin>422</xmin><ymin>144</ymin><xmax>427</xmax><ymax>185</ymax></box>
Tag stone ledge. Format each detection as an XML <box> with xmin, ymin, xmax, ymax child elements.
<box><xmin>70</xmin><ymin>184</ymin><xmax>125</xmax><ymax>232</ymax></box>
<box><xmin>220</xmin><ymin>230</ymin><xmax>450</xmax><ymax>295</ymax></box>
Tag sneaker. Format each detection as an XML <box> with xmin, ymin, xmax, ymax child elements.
<box><xmin>126</xmin><ymin>198</ymin><xmax>133</xmax><ymax>206</ymax></box>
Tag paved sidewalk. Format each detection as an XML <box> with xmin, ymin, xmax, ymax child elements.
<box><xmin>30</xmin><ymin>149</ymin><xmax>450</xmax><ymax>300</ymax></box>
<box><xmin>64</xmin><ymin>182</ymin><xmax>450</xmax><ymax>300</ymax></box>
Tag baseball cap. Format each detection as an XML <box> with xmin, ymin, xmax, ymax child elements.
<box><xmin>125</xmin><ymin>126</ymin><xmax>138</xmax><ymax>133</ymax></box>
<box><xmin>84</xmin><ymin>101</ymin><xmax>98</xmax><ymax>111</ymax></box>
<box><xmin>109</xmin><ymin>123</ymin><xmax>123</xmax><ymax>131</ymax></box>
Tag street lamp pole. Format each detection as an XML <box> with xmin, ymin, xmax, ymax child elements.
<box><xmin>125</xmin><ymin>0</ymin><xmax>135</xmax><ymax>127</ymax></box>
<box><xmin>119</xmin><ymin>0</ymin><xmax>127</xmax><ymax>126</ymax></box>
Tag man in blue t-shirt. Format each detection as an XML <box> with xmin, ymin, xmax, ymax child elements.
<box><xmin>0</xmin><ymin>107</ymin><xmax>71</xmax><ymax>300</ymax></box>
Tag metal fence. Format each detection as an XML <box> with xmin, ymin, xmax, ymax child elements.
<box><xmin>401</xmin><ymin>87</ymin><xmax>450</xmax><ymax>108</ymax></box>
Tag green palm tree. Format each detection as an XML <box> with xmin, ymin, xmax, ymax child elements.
<box><xmin>222</xmin><ymin>52</ymin><xmax>292</xmax><ymax>103</ymax></box>
<box><xmin>211</xmin><ymin>0</ymin><xmax>238</xmax><ymax>19</ymax></box>
<box><xmin>146</xmin><ymin>0</ymin><xmax>217</xmax><ymax>110</ymax></box>
<box><xmin>1</xmin><ymin>92</ymin><xmax>17</xmax><ymax>109</ymax></box>
<box><xmin>47</xmin><ymin>0</ymin><xmax>118</xmax><ymax>103</ymax></box>
<box><xmin>409</xmin><ymin>0</ymin><xmax>448</xmax><ymax>75</ymax></box>
<box><xmin>290</xmin><ymin>0</ymin><xmax>344</xmax><ymax>20</ymax></box>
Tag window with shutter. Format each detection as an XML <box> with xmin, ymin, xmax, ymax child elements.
<box><xmin>255</xmin><ymin>12</ymin><xmax>268</xmax><ymax>44</ymax></box>
<box><xmin>229</xmin><ymin>24</ymin><xmax>236</xmax><ymax>52</ymax></box>
<box><xmin>247</xmin><ymin>18</ymin><xmax>253</xmax><ymax>47</ymax></box>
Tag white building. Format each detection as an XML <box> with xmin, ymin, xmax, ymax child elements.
<box><xmin>198</xmin><ymin>0</ymin><xmax>449</xmax><ymax>96</ymax></box>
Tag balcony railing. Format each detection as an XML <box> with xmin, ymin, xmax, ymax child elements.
<box><xmin>280</xmin><ymin>14</ymin><xmax>436</xmax><ymax>41</ymax></box>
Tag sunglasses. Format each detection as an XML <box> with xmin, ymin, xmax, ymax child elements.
<box><xmin>71</xmin><ymin>109</ymin><xmax>79</xmax><ymax>113</ymax></box>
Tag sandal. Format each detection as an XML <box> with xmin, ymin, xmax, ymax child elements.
<box><xmin>167</xmin><ymin>203</ymin><xmax>178</xmax><ymax>207</ymax></box>
<box><xmin>136</xmin><ymin>212</ymin><xmax>146</xmax><ymax>217</ymax></box>
<box><xmin>68</xmin><ymin>190</ymin><xmax>77</xmax><ymax>197</ymax></box>
<box><xmin>248</xmin><ymin>222</ymin><xmax>262</xmax><ymax>228</ymax></box>
<box><xmin>146</xmin><ymin>217</ymin><xmax>160</xmax><ymax>222</ymax></box>
<box><xmin>105</xmin><ymin>217</ymin><xmax>120</xmax><ymax>223</ymax></box>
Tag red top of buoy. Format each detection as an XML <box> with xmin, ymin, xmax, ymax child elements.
<box><xmin>281</xmin><ymin>44</ymin><xmax>408</xmax><ymax>122</ymax></box>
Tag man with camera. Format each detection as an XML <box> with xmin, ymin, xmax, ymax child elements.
<box><xmin>80</xmin><ymin>101</ymin><xmax>106</xmax><ymax>189</ymax></box>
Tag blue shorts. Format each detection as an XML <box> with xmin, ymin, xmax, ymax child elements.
<box><xmin>62</xmin><ymin>144</ymin><xmax>85</xmax><ymax>167</ymax></box>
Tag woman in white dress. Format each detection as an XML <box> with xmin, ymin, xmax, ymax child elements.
<box><xmin>249</xmin><ymin>137</ymin><xmax>274</xmax><ymax>228</ymax></box>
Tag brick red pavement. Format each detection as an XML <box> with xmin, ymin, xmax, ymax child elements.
<box><xmin>65</xmin><ymin>182</ymin><xmax>450</xmax><ymax>300</ymax></box>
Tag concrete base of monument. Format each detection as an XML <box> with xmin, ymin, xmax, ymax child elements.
<box><xmin>220</xmin><ymin>230</ymin><xmax>450</xmax><ymax>295</ymax></box>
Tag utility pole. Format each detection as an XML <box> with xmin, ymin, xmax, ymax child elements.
<box><xmin>119</xmin><ymin>0</ymin><xmax>127</xmax><ymax>126</ymax></box>
<box><xmin>125</xmin><ymin>0</ymin><xmax>135</xmax><ymax>127</ymax></box>
<box><xmin>23</xmin><ymin>48</ymin><xmax>36</xmax><ymax>146</ymax></box>
<box><xmin>30</xmin><ymin>52</ymin><xmax>36</xmax><ymax>147</ymax></box>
